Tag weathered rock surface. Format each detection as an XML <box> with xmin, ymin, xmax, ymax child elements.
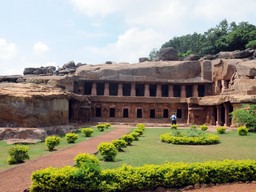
<box><xmin>0</xmin><ymin>83</ymin><xmax>69</xmax><ymax>127</ymax></box>
<box><xmin>157</xmin><ymin>47</ymin><xmax>178</xmax><ymax>61</ymax></box>
<box><xmin>0</xmin><ymin>128</ymin><xmax>47</xmax><ymax>141</ymax></box>
<box><xmin>75</xmin><ymin>61</ymin><xmax>205</xmax><ymax>83</ymax></box>
<box><xmin>184</xmin><ymin>54</ymin><xmax>200</xmax><ymax>61</ymax></box>
<box><xmin>236</xmin><ymin>60</ymin><xmax>256</xmax><ymax>78</ymax></box>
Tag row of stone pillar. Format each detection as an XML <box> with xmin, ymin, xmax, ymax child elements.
<box><xmin>90</xmin><ymin>82</ymin><xmax>200</xmax><ymax>98</ymax></box>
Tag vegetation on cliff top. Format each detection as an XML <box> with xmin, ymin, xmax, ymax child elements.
<box><xmin>150</xmin><ymin>19</ymin><xmax>256</xmax><ymax>59</ymax></box>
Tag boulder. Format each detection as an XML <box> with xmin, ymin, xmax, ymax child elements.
<box><xmin>184</xmin><ymin>54</ymin><xmax>200</xmax><ymax>61</ymax></box>
<box><xmin>157</xmin><ymin>47</ymin><xmax>178</xmax><ymax>61</ymax></box>
<box><xmin>231</xmin><ymin>49</ymin><xmax>254</xmax><ymax>59</ymax></box>
<box><xmin>236</xmin><ymin>60</ymin><xmax>256</xmax><ymax>78</ymax></box>
<box><xmin>139</xmin><ymin>57</ymin><xmax>150</xmax><ymax>62</ymax></box>
<box><xmin>0</xmin><ymin>128</ymin><xmax>47</xmax><ymax>141</ymax></box>
<box><xmin>23</xmin><ymin>68</ymin><xmax>37</xmax><ymax>75</ymax></box>
<box><xmin>203</xmin><ymin>54</ymin><xmax>217</xmax><ymax>60</ymax></box>
<box><xmin>217</xmin><ymin>52</ymin><xmax>233</xmax><ymax>59</ymax></box>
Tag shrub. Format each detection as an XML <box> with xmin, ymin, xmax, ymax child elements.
<box><xmin>97</xmin><ymin>142</ymin><xmax>118</xmax><ymax>161</ymax></box>
<box><xmin>112</xmin><ymin>139</ymin><xmax>127</xmax><ymax>151</ymax></box>
<box><xmin>160</xmin><ymin>129</ymin><xmax>219</xmax><ymax>145</ymax></box>
<box><xmin>45</xmin><ymin>135</ymin><xmax>61</xmax><ymax>151</ymax></box>
<box><xmin>8</xmin><ymin>145</ymin><xmax>29</xmax><ymax>164</ymax></box>
<box><xmin>74</xmin><ymin>153</ymin><xmax>100</xmax><ymax>168</ymax></box>
<box><xmin>136</xmin><ymin>123</ymin><xmax>145</xmax><ymax>130</ymax></box>
<box><xmin>190</xmin><ymin>125</ymin><xmax>197</xmax><ymax>129</ymax></box>
<box><xmin>65</xmin><ymin>133</ymin><xmax>78</xmax><ymax>143</ymax></box>
<box><xmin>231</xmin><ymin>104</ymin><xmax>256</xmax><ymax>132</ymax></box>
<box><xmin>217</xmin><ymin>126</ymin><xmax>227</xmax><ymax>134</ymax></box>
<box><xmin>171</xmin><ymin>124</ymin><xmax>178</xmax><ymax>130</ymax></box>
<box><xmin>97</xmin><ymin>124</ymin><xmax>106</xmax><ymax>132</ymax></box>
<box><xmin>104</xmin><ymin>123</ymin><xmax>112</xmax><ymax>129</ymax></box>
<box><xmin>81</xmin><ymin>128</ymin><xmax>94</xmax><ymax>137</ymax></box>
<box><xmin>120</xmin><ymin>134</ymin><xmax>134</xmax><ymax>145</ymax></box>
<box><xmin>134</xmin><ymin>128</ymin><xmax>144</xmax><ymax>136</ymax></box>
<box><xmin>130</xmin><ymin>132</ymin><xmax>140</xmax><ymax>141</ymax></box>
<box><xmin>200</xmin><ymin>124</ymin><xmax>208</xmax><ymax>131</ymax></box>
<box><xmin>237</xmin><ymin>126</ymin><xmax>249</xmax><ymax>136</ymax></box>
<box><xmin>31</xmin><ymin>159</ymin><xmax>256</xmax><ymax>192</ymax></box>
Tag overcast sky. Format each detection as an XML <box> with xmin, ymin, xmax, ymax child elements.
<box><xmin>1</xmin><ymin>0</ymin><xmax>256</xmax><ymax>75</ymax></box>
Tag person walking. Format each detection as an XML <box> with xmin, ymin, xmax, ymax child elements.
<box><xmin>170</xmin><ymin>113</ymin><xmax>177</xmax><ymax>125</ymax></box>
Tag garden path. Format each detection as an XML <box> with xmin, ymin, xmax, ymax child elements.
<box><xmin>0</xmin><ymin>125</ymin><xmax>131</xmax><ymax>192</ymax></box>
<box><xmin>0</xmin><ymin>124</ymin><xmax>255</xmax><ymax>192</ymax></box>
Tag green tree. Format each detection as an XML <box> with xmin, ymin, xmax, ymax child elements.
<box><xmin>149</xmin><ymin>48</ymin><xmax>159</xmax><ymax>61</ymax></box>
<box><xmin>231</xmin><ymin>104</ymin><xmax>256</xmax><ymax>131</ymax></box>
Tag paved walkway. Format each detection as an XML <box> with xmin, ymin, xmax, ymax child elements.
<box><xmin>0</xmin><ymin>126</ymin><xmax>131</xmax><ymax>192</ymax></box>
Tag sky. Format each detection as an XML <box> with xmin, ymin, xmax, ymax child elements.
<box><xmin>1</xmin><ymin>0</ymin><xmax>256</xmax><ymax>75</ymax></box>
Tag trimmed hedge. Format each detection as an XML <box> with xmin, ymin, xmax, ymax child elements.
<box><xmin>30</xmin><ymin>159</ymin><xmax>256</xmax><ymax>192</ymax></box>
<box><xmin>160</xmin><ymin>130</ymin><xmax>220</xmax><ymax>145</ymax></box>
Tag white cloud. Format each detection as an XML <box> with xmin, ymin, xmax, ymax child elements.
<box><xmin>70</xmin><ymin>0</ymin><xmax>126</xmax><ymax>17</ymax></box>
<box><xmin>83</xmin><ymin>28</ymin><xmax>166</xmax><ymax>63</ymax></box>
<box><xmin>0</xmin><ymin>38</ymin><xmax>17</xmax><ymax>60</ymax></box>
<box><xmin>33</xmin><ymin>41</ymin><xmax>49</xmax><ymax>55</ymax></box>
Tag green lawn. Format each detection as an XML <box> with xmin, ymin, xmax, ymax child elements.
<box><xmin>98</xmin><ymin>128</ymin><xmax>256</xmax><ymax>169</ymax></box>
<box><xmin>0</xmin><ymin>126</ymin><xmax>113</xmax><ymax>171</ymax></box>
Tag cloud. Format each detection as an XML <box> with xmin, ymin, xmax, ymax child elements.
<box><xmin>33</xmin><ymin>41</ymin><xmax>49</xmax><ymax>55</ymax></box>
<box><xmin>70</xmin><ymin>0</ymin><xmax>125</xmax><ymax>17</ymax></box>
<box><xmin>0</xmin><ymin>38</ymin><xmax>17</xmax><ymax>60</ymax></box>
<box><xmin>82</xmin><ymin>28</ymin><xmax>166</xmax><ymax>63</ymax></box>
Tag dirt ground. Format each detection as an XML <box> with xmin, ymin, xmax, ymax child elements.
<box><xmin>0</xmin><ymin>124</ymin><xmax>255</xmax><ymax>192</ymax></box>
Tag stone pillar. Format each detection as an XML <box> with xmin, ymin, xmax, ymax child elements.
<box><xmin>156</xmin><ymin>84</ymin><xmax>162</xmax><ymax>97</ymax></box>
<box><xmin>118</xmin><ymin>83</ymin><xmax>123</xmax><ymax>96</ymax></box>
<box><xmin>145</xmin><ymin>84</ymin><xmax>150</xmax><ymax>97</ymax></box>
<box><xmin>224</xmin><ymin>103</ymin><xmax>230</xmax><ymax>126</ymax></box>
<box><xmin>91</xmin><ymin>82</ymin><xmax>97</xmax><ymax>96</ymax></box>
<box><xmin>221</xmin><ymin>80</ymin><xmax>228</xmax><ymax>92</ymax></box>
<box><xmin>216</xmin><ymin>105</ymin><xmax>222</xmax><ymax>126</ymax></box>
<box><xmin>215</xmin><ymin>81</ymin><xmax>220</xmax><ymax>95</ymax></box>
<box><xmin>168</xmin><ymin>85</ymin><xmax>173</xmax><ymax>97</ymax></box>
<box><xmin>181</xmin><ymin>85</ymin><xmax>186</xmax><ymax>98</ymax></box>
<box><xmin>104</xmin><ymin>83</ymin><xmax>109</xmax><ymax>96</ymax></box>
<box><xmin>193</xmin><ymin>84</ymin><xmax>198</xmax><ymax>97</ymax></box>
<box><xmin>131</xmin><ymin>83</ymin><xmax>136</xmax><ymax>96</ymax></box>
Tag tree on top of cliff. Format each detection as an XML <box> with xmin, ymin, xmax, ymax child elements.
<box><xmin>151</xmin><ymin>19</ymin><xmax>256</xmax><ymax>59</ymax></box>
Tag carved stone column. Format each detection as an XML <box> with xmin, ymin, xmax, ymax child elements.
<box><xmin>118</xmin><ymin>83</ymin><xmax>123</xmax><ymax>96</ymax></box>
<box><xmin>145</xmin><ymin>84</ymin><xmax>150</xmax><ymax>97</ymax></box>
<box><xmin>131</xmin><ymin>83</ymin><xmax>136</xmax><ymax>96</ymax></box>
<box><xmin>181</xmin><ymin>85</ymin><xmax>186</xmax><ymax>98</ymax></box>
<box><xmin>193</xmin><ymin>84</ymin><xmax>198</xmax><ymax>97</ymax></box>
<box><xmin>104</xmin><ymin>83</ymin><xmax>109</xmax><ymax>96</ymax></box>
<box><xmin>216</xmin><ymin>105</ymin><xmax>222</xmax><ymax>126</ymax></box>
<box><xmin>168</xmin><ymin>85</ymin><xmax>173</xmax><ymax>97</ymax></box>
<box><xmin>224</xmin><ymin>103</ymin><xmax>230</xmax><ymax>126</ymax></box>
<box><xmin>156</xmin><ymin>84</ymin><xmax>162</xmax><ymax>97</ymax></box>
<box><xmin>91</xmin><ymin>82</ymin><xmax>97</xmax><ymax>96</ymax></box>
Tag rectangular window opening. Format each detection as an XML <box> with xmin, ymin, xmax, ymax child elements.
<box><xmin>96</xmin><ymin>108</ymin><xmax>101</xmax><ymax>117</ymax></box>
<box><xmin>123</xmin><ymin>108</ymin><xmax>129</xmax><ymax>118</ymax></box>
<box><xmin>163</xmin><ymin>109</ymin><xmax>169</xmax><ymax>118</ymax></box>
<box><xmin>177</xmin><ymin>109</ymin><xmax>182</xmax><ymax>118</ymax></box>
<box><xmin>110</xmin><ymin>108</ymin><xmax>115</xmax><ymax>117</ymax></box>
<box><xmin>137</xmin><ymin>109</ymin><xmax>142</xmax><ymax>118</ymax></box>
<box><xmin>150</xmin><ymin>109</ymin><xmax>155</xmax><ymax>118</ymax></box>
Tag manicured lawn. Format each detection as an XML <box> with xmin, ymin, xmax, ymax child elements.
<box><xmin>0</xmin><ymin>126</ymin><xmax>112</xmax><ymax>171</ymax></box>
<box><xmin>98</xmin><ymin>128</ymin><xmax>256</xmax><ymax>169</ymax></box>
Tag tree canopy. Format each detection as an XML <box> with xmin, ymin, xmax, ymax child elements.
<box><xmin>150</xmin><ymin>19</ymin><xmax>256</xmax><ymax>60</ymax></box>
